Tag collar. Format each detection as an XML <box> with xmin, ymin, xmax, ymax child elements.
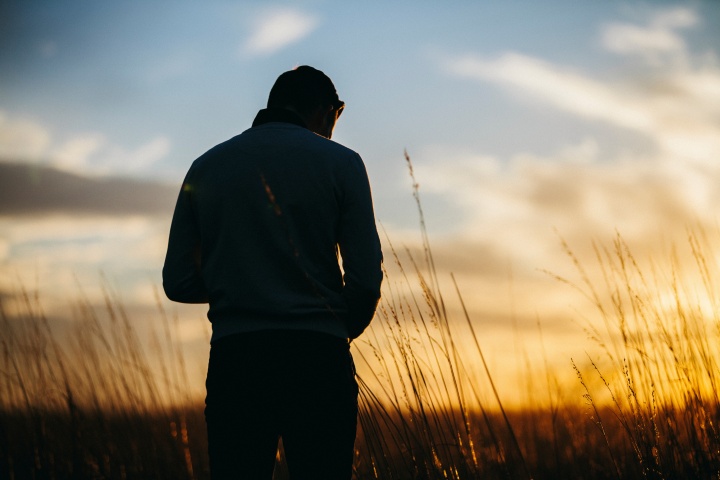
<box><xmin>251</xmin><ymin>108</ymin><xmax>307</xmax><ymax>129</ymax></box>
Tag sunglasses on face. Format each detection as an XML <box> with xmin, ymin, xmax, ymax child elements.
<box><xmin>332</xmin><ymin>101</ymin><xmax>345</xmax><ymax>119</ymax></box>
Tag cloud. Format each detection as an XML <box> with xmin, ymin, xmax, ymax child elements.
<box><xmin>50</xmin><ymin>135</ymin><xmax>172</xmax><ymax>176</ymax></box>
<box><xmin>242</xmin><ymin>8</ymin><xmax>319</xmax><ymax>56</ymax></box>
<box><xmin>0</xmin><ymin>161</ymin><xmax>178</xmax><ymax>217</ymax></box>
<box><xmin>435</xmin><ymin>32</ymin><xmax>720</xmax><ymax>270</ymax></box>
<box><xmin>443</xmin><ymin>49</ymin><xmax>720</xmax><ymax>165</ymax></box>
<box><xmin>51</xmin><ymin>134</ymin><xmax>106</xmax><ymax>171</ymax></box>
<box><xmin>601</xmin><ymin>7</ymin><xmax>697</xmax><ymax>64</ymax></box>
<box><xmin>413</xmin><ymin>139</ymin><xmax>705</xmax><ymax>245</ymax></box>
<box><xmin>392</xmin><ymin>133</ymin><xmax>720</xmax><ymax>367</ymax></box>
<box><xmin>0</xmin><ymin>112</ymin><xmax>51</xmax><ymax>160</ymax></box>
<box><xmin>0</xmin><ymin>110</ymin><xmax>172</xmax><ymax>176</ymax></box>
<box><xmin>446</xmin><ymin>53</ymin><xmax>656</xmax><ymax>131</ymax></box>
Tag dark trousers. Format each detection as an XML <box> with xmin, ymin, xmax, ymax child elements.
<box><xmin>204</xmin><ymin>330</ymin><xmax>358</xmax><ymax>479</ymax></box>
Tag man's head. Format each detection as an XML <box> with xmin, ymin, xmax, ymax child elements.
<box><xmin>267</xmin><ymin>66</ymin><xmax>345</xmax><ymax>139</ymax></box>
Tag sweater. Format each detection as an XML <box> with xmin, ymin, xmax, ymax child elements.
<box><xmin>162</xmin><ymin>109</ymin><xmax>383</xmax><ymax>342</ymax></box>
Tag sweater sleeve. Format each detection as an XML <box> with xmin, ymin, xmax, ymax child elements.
<box><xmin>337</xmin><ymin>153</ymin><xmax>383</xmax><ymax>339</ymax></box>
<box><xmin>162</xmin><ymin>172</ymin><xmax>209</xmax><ymax>304</ymax></box>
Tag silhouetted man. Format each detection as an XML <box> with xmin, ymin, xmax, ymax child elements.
<box><xmin>163</xmin><ymin>66</ymin><xmax>383</xmax><ymax>479</ymax></box>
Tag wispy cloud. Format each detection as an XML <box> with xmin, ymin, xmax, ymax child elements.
<box><xmin>51</xmin><ymin>134</ymin><xmax>106</xmax><ymax>171</ymax></box>
<box><xmin>446</xmin><ymin>53</ymin><xmax>656</xmax><ymax>132</ymax></box>
<box><xmin>394</xmin><ymin>133</ymin><xmax>715</xmax><ymax>352</ymax></box>
<box><xmin>51</xmin><ymin>135</ymin><xmax>172</xmax><ymax>176</ymax></box>
<box><xmin>0</xmin><ymin>111</ymin><xmax>172</xmax><ymax>176</ymax></box>
<box><xmin>443</xmin><ymin>11</ymin><xmax>720</xmax><ymax>166</ymax></box>
<box><xmin>601</xmin><ymin>6</ymin><xmax>697</xmax><ymax>64</ymax></box>
<box><xmin>242</xmin><ymin>8</ymin><xmax>319</xmax><ymax>56</ymax></box>
<box><xmin>412</xmin><ymin>138</ymin><xmax>704</xmax><ymax>247</ymax></box>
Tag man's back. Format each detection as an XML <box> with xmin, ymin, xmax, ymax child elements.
<box><xmin>165</xmin><ymin>121</ymin><xmax>381</xmax><ymax>340</ymax></box>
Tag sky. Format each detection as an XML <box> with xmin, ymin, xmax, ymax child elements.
<box><xmin>2</xmin><ymin>1</ymin><xmax>720</xmax><ymax>404</ymax></box>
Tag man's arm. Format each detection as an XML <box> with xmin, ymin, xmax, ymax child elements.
<box><xmin>338</xmin><ymin>154</ymin><xmax>383</xmax><ymax>339</ymax></box>
<box><xmin>162</xmin><ymin>178</ymin><xmax>209</xmax><ymax>304</ymax></box>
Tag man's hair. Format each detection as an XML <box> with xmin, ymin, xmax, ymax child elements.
<box><xmin>267</xmin><ymin>66</ymin><xmax>343</xmax><ymax>116</ymax></box>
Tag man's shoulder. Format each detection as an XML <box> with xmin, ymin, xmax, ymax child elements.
<box><xmin>189</xmin><ymin>124</ymin><xmax>363</xmax><ymax>175</ymax></box>
<box><xmin>250</xmin><ymin>123</ymin><xmax>361</xmax><ymax>158</ymax></box>
<box><xmin>313</xmin><ymin>134</ymin><xmax>360</xmax><ymax>159</ymax></box>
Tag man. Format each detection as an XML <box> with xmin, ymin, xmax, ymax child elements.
<box><xmin>162</xmin><ymin>66</ymin><xmax>383</xmax><ymax>479</ymax></box>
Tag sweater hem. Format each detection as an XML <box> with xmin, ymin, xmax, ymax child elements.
<box><xmin>210</xmin><ymin>316</ymin><xmax>348</xmax><ymax>343</ymax></box>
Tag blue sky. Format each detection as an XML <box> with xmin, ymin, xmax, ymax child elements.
<box><xmin>2</xmin><ymin>1</ymin><xmax>720</xmax><ymax>400</ymax></box>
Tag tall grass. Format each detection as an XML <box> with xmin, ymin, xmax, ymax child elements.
<box><xmin>0</xmin><ymin>282</ymin><xmax>205</xmax><ymax>479</ymax></box>
<box><xmin>559</xmin><ymin>231</ymin><xmax>720</xmax><ymax>479</ymax></box>
<box><xmin>2</xmin><ymin>156</ymin><xmax>719</xmax><ymax>478</ymax></box>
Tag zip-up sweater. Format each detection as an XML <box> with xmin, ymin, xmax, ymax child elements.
<box><xmin>162</xmin><ymin>109</ymin><xmax>383</xmax><ymax>342</ymax></box>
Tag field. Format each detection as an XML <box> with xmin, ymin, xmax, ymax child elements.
<box><xmin>2</xmin><ymin>178</ymin><xmax>720</xmax><ymax>479</ymax></box>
